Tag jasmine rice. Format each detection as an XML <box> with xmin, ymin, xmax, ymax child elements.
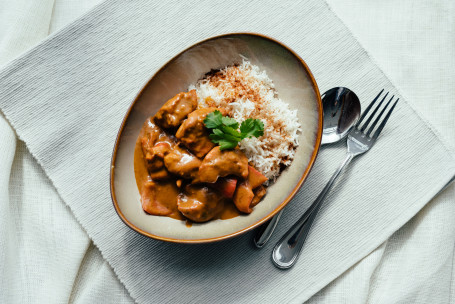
<box><xmin>189</xmin><ymin>60</ymin><xmax>301</xmax><ymax>181</ymax></box>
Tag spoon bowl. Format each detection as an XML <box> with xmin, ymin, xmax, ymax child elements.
<box><xmin>321</xmin><ymin>87</ymin><xmax>361</xmax><ymax>145</ymax></box>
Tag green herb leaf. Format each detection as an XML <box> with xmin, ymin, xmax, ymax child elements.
<box><xmin>204</xmin><ymin>110</ymin><xmax>264</xmax><ymax>150</ymax></box>
<box><xmin>215</xmin><ymin>138</ymin><xmax>239</xmax><ymax>150</ymax></box>
<box><xmin>203</xmin><ymin>110</ymin><xmax>223</xmax><ymax>129</ymax></box>
<box><xmin>240</xmin><ymin>118</ymin><xmax>265</xmax><ymax>138</ymax></box>
<box><xmin>221</xmin><ymin>116</ymin><xmax>239</xmax><ymax>129</ymax></box>
<box><xmin>209</xmin><ymin>132</ymin><xmax>238</xmax><ymax>150</ymax></box>
<box><xmin>220</xmin><ymin>125</ymin><xmax>243</xmax><ymax>140</ymax></box>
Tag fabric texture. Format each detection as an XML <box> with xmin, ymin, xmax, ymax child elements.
<box><xmin>0</xmin><ymin>0</ymin><xmax>454</xmax><ymax>303</ymax></box>
<box><xmin>0</xmin><ymin>1</ymin><xmax>90</xmax><ymax>303</ymax></box>
<box><xmin>0</xmin><ymin>0</ymin><xmax>54</xmax><ymax>66</ymax></box>
<box><xmin>307</xmin><ymin>184</ymin><xmax>455</xmax><ymax>304</ymax></box>
<box><xmin>0</xmin><ymin>1</ymin><xmax>131</xmax><ymax>303</ymax></box>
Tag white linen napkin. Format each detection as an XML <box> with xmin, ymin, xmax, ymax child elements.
<box><xmin>0</xmin><ymin>1</ymin><xmax>453</xmax><ymax>303</ymax></box>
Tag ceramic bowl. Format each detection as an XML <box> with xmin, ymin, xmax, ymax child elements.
<box><xmin>111</xmin><ymin>33</ymin><xmax>322</xmax><ymax>243</ymax></box>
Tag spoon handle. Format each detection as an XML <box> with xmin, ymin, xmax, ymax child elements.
<box><xmin>253</xmin><ymin>210</ymin><xmax>283</xmax><ymax>248</ymax></box>
<box><xmin>272</xmin><ymin>153</ymin><xmax>354</xmax><ymax>269</ymax></box>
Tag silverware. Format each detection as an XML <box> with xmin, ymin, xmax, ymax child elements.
<box><xmin>272</xmin><ymin>89</ymin><xmax>399</xmax><ymax>269</ymax></box>
<box><xmin>254</xmin><ymin>87</ymin><xmax>361</xmax><ymax>248</ymax></box>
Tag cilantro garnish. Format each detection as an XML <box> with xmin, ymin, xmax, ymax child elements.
<box><xmin>203</xmin><ymin>110</ymin><xmax>264</xmax><ymax>150</ymax></box>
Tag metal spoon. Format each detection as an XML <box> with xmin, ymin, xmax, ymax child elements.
<box><xmin>253</xmin><ymin>87</ymin><xmax>361</xmax><ymax>248</ymax></box>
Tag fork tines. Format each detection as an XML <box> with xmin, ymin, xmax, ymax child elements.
<box><xmin>356</xmin><ymin>89</ymin><xmax>399</xmax><ymax>140</ymax></box>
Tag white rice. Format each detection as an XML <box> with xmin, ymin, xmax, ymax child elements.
<box><xmin>189</xmin><ymin>60</ymin><xmax>301</xmax><ymax>181</ymax></box>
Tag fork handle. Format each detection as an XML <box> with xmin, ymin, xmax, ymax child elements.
<box><xmin>272</xmin><ymin>153</ymin><xmax>355</xmax><ymax>269</ymax></box>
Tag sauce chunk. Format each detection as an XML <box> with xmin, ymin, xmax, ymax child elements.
<box><xmin>154</xmin><ymin>90</ymin><xmax>198</xmax><ymax>129</ymax></box>
<box><xmin>164</xmin><ymin>145</ymin><xmax>201</xmax><ymax>179</ymax></box>
<box><xmin>233</xmin><ymin>166</ymin><xmax>267</xmax><ymax>214</ymax></box>
<box><xmin>175</xmin><ymin>108</ymin><xmax>225</xmax><ymax>158</ymax></box>
<box><xmin>197</xmin><ymin>146</ymin><xmax>249</xmax><ymax>183</ymax></box>
<box><xmin>177</xmin><ymin>185</ymin><xmax>224</xmax><ymax>222</ymax></box>
<box><xmin>140</xmin><ymin>120</ymin><xmax>175</xmax><ymax>180</ymax></box>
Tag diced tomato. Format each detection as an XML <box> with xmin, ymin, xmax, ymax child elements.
<box><xmin>247</xmin><ymin>165</ymin><xmax>267</xmax><ymax>189</ymax></box>
<box><xmin>211</xmin><ymin>177</ymin><xmax>238</xmax><ymax>199</ymax></box>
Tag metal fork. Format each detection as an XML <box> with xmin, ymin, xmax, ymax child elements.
<box><xmin>272</xmin><ymin>90</ymin><xmax>399</xmax><ymax>269</ymax></box>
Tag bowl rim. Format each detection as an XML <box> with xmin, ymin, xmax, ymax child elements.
<box><xmin>110</xmin><ymin>32</ymin><xmax>323</xmax><ymax>244</ymax></box>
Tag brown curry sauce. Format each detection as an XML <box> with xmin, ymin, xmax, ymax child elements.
<box><xmin>133</xmin><ymin>91</ymin><xmax>267</xmax><ymax>225</ymax></box>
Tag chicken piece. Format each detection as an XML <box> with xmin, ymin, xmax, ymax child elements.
<box><xmin>154</xmin><ymin>90</ymin><xmax>198</xmax><ymax>129</ymax></box>
<box><xmin>163</xmin><ymin>145</ymin><xmax>201</xmax><ymax>179</ymax></box>
<box><xmin>140</xmin><ymin>119</ymin><xmax>174</xmax><ymax>157</ymax></box>
<box><xmin>140</xmin><ymin>119</ymin><xmax>163</xmax><ymax>156</ymax></box>
<box><xmin>139</xmin><ymin>120</ymin><xmax>176</xmax><ymax>180</ymax></box>
<box><xmin>233</xmin><ymin>182</ymin><xmax>255</xmax><ymax>214</ymax></box>
<box><xmin>251</xmin><ymin>185</ymin><xmax>267</xmax><ymax>207</ymax></box>
<box><xmin>177</xmin><ymin>185</ymin><xmax>224</xmax><ymax>222</ymax></box>
<box><xmin>142</xmin><ymin>142</ymin><xmax>172</xmax><ymax>180</ymax></box>
<box><xmin>141</xmin><ymin>181</ymin><xmax>180</xmax><ymax>217</ymax></box>
<box><xmin>175</xmin><ymin>107</ymin><xmax>225</xmax><ymax>158</ymax></box>
<box><xmin>148</xmin><ymin>167</ymin><xmax>171</xmax><ymax>180</ymax></box>
<box><xmin>196</xmin><ymin>146</ymin><xmax>249</xmax><ymax>183</ymax></box>
<box><xmin>247</xmin><ymin>165</ymin><xmax>268</xmax><ymax>189</ymax></box>
<box><xmin>232</xmin><ymin>166</ymin><xmax>267</xmax><ymax>213</ymax></box>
